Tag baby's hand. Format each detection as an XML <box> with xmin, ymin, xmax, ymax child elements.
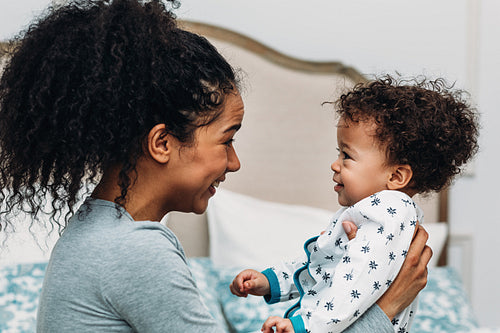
<box><xmin>261</xmin><ymin>316</ymin><xmax>295</xmax><ymax>333</ymax></box>
<box><xmin>230</xmin><ymin>269</ymin><xmax>270</xmax><ymax>297</ymax></box>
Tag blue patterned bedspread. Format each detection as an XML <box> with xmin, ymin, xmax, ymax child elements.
<box><xmin>0</xmin><ymin>258</ymin><xmax>478</xmax><ymax>333</ymax></box>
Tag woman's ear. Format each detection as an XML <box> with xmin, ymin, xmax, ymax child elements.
<box><xmin>147</xmin><ymin>124</ymin><xmax>173</xmax><ymax>164</ymax></box>
<box><xmin>387</xmin><ymin>164</ymin><xmax>413</xmax><ymax>190</ymax></box>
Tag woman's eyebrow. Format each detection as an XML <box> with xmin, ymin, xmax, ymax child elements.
<box><xmin>224</xmin><ymin>124</ymin><xmax>241</xmax><ymax>133</ymax></box>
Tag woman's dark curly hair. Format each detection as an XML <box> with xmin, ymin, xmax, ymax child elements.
<box><xmin>336</xmin><ymin>75</ymin><xmax>479</xmax><ymax>194</ymax></box>
<box><xmin>0</xmin><ymin>0</ymin><xmax>239</xmax><ymax>231</ymax></box>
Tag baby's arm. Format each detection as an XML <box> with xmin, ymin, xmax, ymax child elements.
<box><xmin>231</xmin><ymin>253</ymin><xmax>308</xmax><ymax>302</ymax></box>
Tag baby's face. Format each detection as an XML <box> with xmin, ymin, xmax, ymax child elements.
<box><xmin>331</xmin><ymin>118</ymin><xmax>393</xmax><ymax>207</ymax></box>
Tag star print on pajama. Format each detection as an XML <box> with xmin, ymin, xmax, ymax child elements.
<box><xmin>262</xmin><ymin>190</ymin><xmax>423</xmax><ymax>333</ymax></box>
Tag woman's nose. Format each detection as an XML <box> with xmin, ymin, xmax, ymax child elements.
<box><xmin>227</xmin><ymin>145</ymin><xmax>241</xmax><ymax>173</ymax></box>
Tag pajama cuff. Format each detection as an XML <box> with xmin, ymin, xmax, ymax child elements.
<box><xmin>289</xmin><ymin>315</ymin><xmax>306</xmax><ymax>333</ymax></box>
<box><xmin>262</xmin><ymin>268</ymin><xmax>280</xmax><ymax>304</ymax></box>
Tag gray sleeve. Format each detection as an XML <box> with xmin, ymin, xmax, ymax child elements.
<box><xmin>343</xmin><ymin>304</ymin><xmax>394</xmax><ymax>333</ymax></box>
<box><xmin>102</xmin><ymin>230</ymin><xmax>224</xmax><ymax>333</ymax></box>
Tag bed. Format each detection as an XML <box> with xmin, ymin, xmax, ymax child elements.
<box><xmin>0</xmin><ymin>21</ymin><xmax>480</xmax><ymax>332</ymax></box>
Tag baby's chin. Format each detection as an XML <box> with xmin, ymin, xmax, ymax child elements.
<box><xmin>337</xmin><ymin>195</ymin><xmax>361</xmax><ymax>207</ymax></box>
<box><xmin>337</xmin><ymin>199</ymin><xmax>353</xmax><ymax>207</ymax></box>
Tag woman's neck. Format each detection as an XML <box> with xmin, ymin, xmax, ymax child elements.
<box><xmin>92</xmin><ymin>165</ymin><xmax>165</xmax><ymax>222</ymax></box>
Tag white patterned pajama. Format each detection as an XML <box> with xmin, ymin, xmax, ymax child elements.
<box><xmin>262</xmin><ymin>190</ymin><xmax>423</xmax><ymax>333</ymax></box>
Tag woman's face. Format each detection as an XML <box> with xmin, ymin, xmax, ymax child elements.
<box><xmin>166</xmin><ymin>91</ymin><xmax>244</xmax><ymax>214</ymax></box>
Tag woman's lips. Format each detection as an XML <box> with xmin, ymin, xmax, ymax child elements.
<box><xmin>209</xmin><ymin>185</ymin><xmax>216</xmax><ymax>195</ymax></box>
<box><xmin>209</xmin><ymin>180</ymin><xmax>221</xmax><ymax>195</ymax></box>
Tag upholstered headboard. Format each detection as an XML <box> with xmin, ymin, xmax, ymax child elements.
<box><xmin>165</xmin><ymin>21</ymin><xmax>447</xmax><ymax>265</ymax></box>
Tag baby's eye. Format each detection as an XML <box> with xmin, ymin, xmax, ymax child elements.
<box><xmin>337</xmin><ymin>148</ymin><xmax>351</xmax><ymax>160</ymax></box>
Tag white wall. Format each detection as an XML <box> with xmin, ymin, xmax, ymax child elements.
<box><xmin>0</xmin><ymin>0</ymin><xmax>51</xmax><ymax>40</ymax></box>
<box><xmin>1</xmin><ymin>0</ymin><xmax>499</xmax><ymax>328</ymax></box>
<box><xmin>449</xmin><ymin>0</ymin><xmax>500</xmax><ymax>328</ymax></box>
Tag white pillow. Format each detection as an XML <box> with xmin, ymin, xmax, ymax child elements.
<box><xmin>207</xmin><ymin>189</ymin><xmax>448</xmax><ymax>270</ymax></box>
<box><xmin>207</xmin><ymin>189</ymin><xmax>334</xmax><ymax>270</ymax></box>
<box><xmin>422</xmin><ymin>222</ymin><xmax>448</xmax><ymax>267</ymax></box>
<box><xmin>0</xmin><ymin>217</ymin><xmax>58</xmax><ymax>266</ymax></box>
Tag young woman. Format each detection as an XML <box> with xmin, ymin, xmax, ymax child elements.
<box><xmin>0</xmin><ymin>1</ymin><xmax>431</xmax><ymax>332</ymax></box>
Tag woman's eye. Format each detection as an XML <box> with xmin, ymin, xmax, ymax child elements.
<box><xmin>224</xmin><ymin>139</ymin><xmax>235</xmax><ymax>147</ymax></box>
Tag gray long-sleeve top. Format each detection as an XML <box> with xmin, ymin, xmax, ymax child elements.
<box><xmin>37</xmin><ymin>198</ymin><xmax>393</xmax><ymax>332</ymax></box>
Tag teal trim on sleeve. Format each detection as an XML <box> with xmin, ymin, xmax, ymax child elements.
<box><xmin>289</xmin><ymin>315</ymin><xmax>306</xmax><ymax>333</ymax></box>
<box><xmin>262</xmin><ymin>268</ymin><xmax>281</xmax><ymax>304</ymax></box>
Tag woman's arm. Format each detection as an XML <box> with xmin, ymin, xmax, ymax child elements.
<box><xmin>342</xmin><ymin>303</ymin><xmax>394</xmax><ymax>333</ymax></box>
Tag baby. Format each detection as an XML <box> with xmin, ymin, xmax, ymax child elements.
<box><xmin>230</xmin><ymin>76</ymin><xmax>479</xmax><ymax>333</ymax></box>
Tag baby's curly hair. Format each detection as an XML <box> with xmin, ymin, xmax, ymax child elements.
<box><xmin>0</xmin><ymin>0</ymin><xmax>239</xmax><ymax>231</ymax></box>
<box><xmin>336</xmin><ymin>75</ymin><xmax>479</xmax><ymax>194</ymax></box>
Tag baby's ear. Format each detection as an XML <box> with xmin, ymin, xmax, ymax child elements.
<box><xmin>387</xmin><ymin>164</ymin><xmax>413</xmax><ymax>190</ymax></box>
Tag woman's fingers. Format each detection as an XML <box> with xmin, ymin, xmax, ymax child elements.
<box><xmin>407</xmin><ymin>225</ymin><xmax>431</xmax><ymax>265</ymax></box>
<box><xmin>342</xmin><ymin>221</ymin><xmax>358</xmax><ymax>240</ymax></box>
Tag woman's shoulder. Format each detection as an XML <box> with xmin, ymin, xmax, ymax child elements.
<box><xmin>60</xmin><ymin>198</ymin><xmax>185</xmax><ymax>261</ymax></box>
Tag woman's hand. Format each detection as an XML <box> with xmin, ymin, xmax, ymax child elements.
<box><xmin>230</xmin><ymin>269</ymin><xmax>270</xmax><ymax>297</ymax></box>
<box><xmin>343</xmin><ymin>220</ymin><xmax>432</xmax><ymax>320</ymax></box>
<box><xmin>261</xmin><ymin>316</ymin><xmax>295</xmax><ymax>333</ymax></box>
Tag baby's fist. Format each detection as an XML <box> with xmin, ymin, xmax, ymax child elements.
<box><xmin>230</xmin><ymin>269</ymin><xmax>270</xmax><ymax>297</ymax></box>
<box><xmin>262</xmin><ymin>316</ymin><xmax>294</xmax><ymax>333</ymax></box>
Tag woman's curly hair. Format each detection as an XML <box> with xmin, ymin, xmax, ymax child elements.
<box><xmin>336</xmin><ymin>75</ymin><xmax>479</xmax><ymax>194</ymax></box>
<box><xmin>0</xmin><ymin>0</ymin><xmax>239</xmax><ymax>231</ymax></box>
